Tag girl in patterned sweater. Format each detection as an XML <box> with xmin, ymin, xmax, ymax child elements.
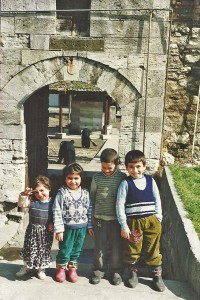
<box><xmin>53</xmin><ymin>163</ymin><xmax>93</xmax><ymax>283</ymax></box>
<box><xmin>16</xmin><ymin>176</ymin><xmax>54</xmax><ymax>280</ymax></box>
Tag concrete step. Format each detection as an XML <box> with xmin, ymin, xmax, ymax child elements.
<box><xmin>0</xmin><ymin>220</ymin><xmax>20</xmax><ymax>249</ymax></box>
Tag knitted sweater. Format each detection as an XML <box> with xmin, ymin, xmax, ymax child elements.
<box><xmin>90</xmin><ymin>167</ymin><xmax>127</xmax><ymax>220</ymax></box>
<box><xmin>18</xmin><ymin>194</ymin><xmax>53</xmax><ymax>226</ymax></box>
<box><xmin>29</xmin><ymin>199</ymin><xmax>53</xmax><ymax>226</ymax></box>
<box><xmin>125</xmin><ymin>175</ymin><xmax>156</xmax><ymax>218</ymax></box>
<box><xmin>53</xmin><ymin>186</ymin><xmax>92</xmax><ymax>233</ymax></box>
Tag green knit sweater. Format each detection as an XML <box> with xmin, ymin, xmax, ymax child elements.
<box><xmin>90</xmin><ymin>168</ymin><xmax>126</xmax><ymax>220</ymax></box>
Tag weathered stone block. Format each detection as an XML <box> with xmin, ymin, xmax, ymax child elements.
<box><xmin>0</xmin><ymin>150</ymin><xmax>13</xmax><ymax>163</ymax></box>
<box><xmin>0</xmin><ymin>34</ymin><xmax>29</xmax><ymax>49</ymax></box>
<box><xmin>21</xmin><ymin>49</ymin><xmax>62</xmax><ymax>65</ymax></box>
<box><xmin>0</xmin><ymin>139</ymin><xmax>12</xmax><ymax>150</ymax></box>
<box><xmin>104</xmin><ymin>37</ymin><xmax>148</xmax><ymax>55</ymax></box>
<box><xmin>36</xmin><ymin>0</ymin><xmax>56</xmax><ymax>11</ymax></box>
<box><xmin>88</xmin><ymin>52</ymin><xmax>128</xmax><ymax>69</ymax></box>
<box><xmin>146</xmin><ymin>70</ymin><xmax>166</xmax><ymax>97</ymax></box>
<box><xmin>153</xmin><ymin>0</ymin><xmax>171</xmax><ymax>9</ymax></box>
<box><xmin>0</xmin><ymin>110</ymin><xmax>22</xmax><ymax>125</ymax></box>
<box><xmin>0</xmin><ymin>49</ymin><xmax>21</xmax><ymax>65</ymax></box>
<box><xmin>30</xmin><ymin>34</ymin><xmax>50</xmax><ymax>50</ymax></box>
<box><xmin>141</xmin><ymin>116</ymin><xmax>162</xmax><ymax>133</ymax></box>
<box><xmin>0</xmin><ymin>124</ymin><xmax>24</xmax><ymax>139</ymax></box>
<box><xmin>50</xmin><ymin>37</ymin><xmax>104</xmax><ymax>51</ymax></box>
<box><xmin>90</xmin><ymin>19</ymin><xmax>149</xmax><ymax>38</ymax></box>
<box><xmin>146</xmin><ymin>97</ymin><xmax>164</xmax><ymax>117</ymax></box>
<box><xmin>144</xmin><ymin>132</ymin><xmax>162</xmax><ymax>159</ymax></box>
<box><xmin>0</xmin><ymin>17</ymin><xmax>15</xmax><ymax>34</ymax></box>
<box><xmin>119</xmin><ymin>68</ymin><xmax>144</xmax><ymax>95</ymax></box>
<box><xmin>15</xmin><ymin>17</ymin><xmax>56</xmax><ymax>34</ymax></box>
<box><xmin>0</xmin><ymin>64</ymin><xmax>21</xmax><ymax>89</ymax></box>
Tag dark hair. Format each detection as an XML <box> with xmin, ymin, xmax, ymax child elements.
<box><xmin>62</xmin><ymin>163</ymin><xmax>84</xmax><ymax>183</ymax></box>
<box><xmin>125</xmin><ymin>150</ymin><xmax>146</xmax><ymax>166</ymax></box>
<box><xmin>100</xmin><ymin>148</ymin><xmax>120</xmax><ymax>165</ymax></box>
<box><xmin>32</xmin><ymin>176</ymin><xmax>51</xmax><ymax>191</ymax></box>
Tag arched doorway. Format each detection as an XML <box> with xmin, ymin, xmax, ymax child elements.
<box><xmin>1</xmin><ymin>56</ymin><xmax>140</xmax><ymax>199</ymax></box>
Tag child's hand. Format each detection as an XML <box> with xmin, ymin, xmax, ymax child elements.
<box><xmin>22</xmin><ymin>187</ymin><xmax>34</xmax><ymax>197</ymax></box>
<box><xmin>88</xmin><ymin>228</ymin><xmax>94</xmax><ymax>237</ymax></box>
<box><xmin>48</xmin><ymin>223</ymin><xmax>54</xmax><ymax>233</ymax></box>
<box><xmin>55</xmin><ymin>232</ymin><xmax>63</xmax><ymax>241</ymax></box>
<box><xmin>121</xmin><ymin>228</ymin><xmax>131</xmax><ymax>240</ymax></box>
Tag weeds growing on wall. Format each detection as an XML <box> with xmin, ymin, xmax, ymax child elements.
<box><xmin>169</xmin><ymin>164</ymin><xmax>200</xmax><ymax>239</ymax></box>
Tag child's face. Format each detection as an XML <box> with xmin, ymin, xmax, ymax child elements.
<box><xmin>33</xmin><ymin>184</ymin><xmax>50</xmax><ymax>201</ymax></box>
<box><xmin>101</xmin><ymin>162</ymin><xmax>116</xmax><ymax>176</ymax></box>
<box><xmin>126</xmin><ymin>161</ymin><xmax>146</xmax><ymax>179</ymax></box>
<box><xmin>65</xmin><ymin>173</ymin><xmax>81</xmax><ymax>190</ymax></box>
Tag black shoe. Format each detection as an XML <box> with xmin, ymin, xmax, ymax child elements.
<box><xmin>111</xmin><ymin>273</ymin><xmax>122</xmax><ymax>285</ymax></box>
<box><xmin>127</xmin><ymin>270</ymin><xmax>138</xmax><ymax>288</ymax></box>
<box><xmin>89</xmin><ymin>275</ymin><xmax>101</xmax><ymax>285</ymax></box>
<box><xmin>152</xmin><ymin>275</ymin><xmax>165</xmax><ymax>292</ymax></box>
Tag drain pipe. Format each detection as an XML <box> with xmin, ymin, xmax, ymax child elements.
<box><xmin>160</xmin><ymin>9</ymin><xmax>173</xmax><ymax>158</ymax></box>
<box><xmin>143</xmin><ymin>11</ymin><xmax>152</xmax><ymax>152</ymax></box>
<box><xmin>192</xmin><ymin>85</ymin><xmax>200</xmax><ymax>157</ymax></box>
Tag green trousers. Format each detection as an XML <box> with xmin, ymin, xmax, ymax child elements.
<box><xmin>124</xmin><ymin>215</ymin><xmax>162</xmax><ymax>266</ymax></box>
<box><xmin>56</xmin><ymin>227</ymin><xmax>87</xmax><ymax>265</ymax></box>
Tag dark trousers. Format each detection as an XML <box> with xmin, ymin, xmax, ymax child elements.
<box><xmin>93</xmin><ymin>219</ymin><xmax>123</xmax><ymax>277</ymax></box>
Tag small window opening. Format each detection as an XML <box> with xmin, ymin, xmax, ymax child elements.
<box><xmin>56</xmin><ymin>0</ymin><xmax>91</xmax><ymax>36</ymax></box>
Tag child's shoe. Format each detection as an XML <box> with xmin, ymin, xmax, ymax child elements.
<box><xmin>55</xmin><ymin>266</ymin><xmax>66</xmax><ymax>282</ymax></box>
<box><xmin>152</xmin><ymin>269</ymin><xmax>165</xmax><ymax>292</ymax></box>
<box><xmin>127</xmin><ymin>266</ymin><xmax>138</xmax><ymax>288</ymax></box>
<box><xmin>111</xmin><ymin>273</ymin><xmax>122</xmax><ymax>285</ymax></box>
<box><xmin>67</xmin><ymin>261</ymin><xmax>78</xmax><ymax>283</ymax></box>
<box><xmin>89</xmin><ymin>272</ymin><xmax>101</xmax><ymax>284</ymax></box>
<box><xmin>16</xmin><ymin>265</ymin><xmax>30</xmax><ymax>277</ymax></box>
<box><xmin>37</xmin><ymin>268</ymin><xmax>46</xmax><ymax>280</ymax></box>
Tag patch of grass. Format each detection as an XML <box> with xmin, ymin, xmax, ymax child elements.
<box><xmin>169</xmin><ymin>164</ymin><xmax>200</xmax><ymax>239</ymax></box>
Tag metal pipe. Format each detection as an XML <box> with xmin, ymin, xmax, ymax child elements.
<box><xmin>192</xmin><ymin>85</ymin><xmax>200</xmax><ymax>157</ymax></box>
<box><xmin>0</xmin><ymin>9</ymin><xmax>172</xmax><ymax>14</ymax></box>
<box><xmin>160</xmin><ymin>9</ymin><xmax>173</xmax><ymax>157</ymax></box>
<box><xmin>143</xmin><ymin>11</ymin><xmax>152</xmax><ymax>153</ymax></box>
<box><xmin>59</xmin><ymin>95</ymin><xmax>63</xmax><ymax>133</ymax></box>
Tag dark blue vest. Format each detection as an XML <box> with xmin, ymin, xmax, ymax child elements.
<box><xmin>125</xmin><ymin>175</ymin><xmax>156</xmax><ymax>219</ymax></box>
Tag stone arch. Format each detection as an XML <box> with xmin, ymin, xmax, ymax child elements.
<box><xmin>3</xmin><ymin>55</ymin><xmax>142</xmax><ymax>146</ymax></box>
<box><xmin>3</xmin><ymin>56</ymin><xmax>141</xmax><ymax>107</ymax></box>
<box><xmin>1</xmin><ymin>56</ymin><xmax>142</xmax><ymax>198</ymax></box>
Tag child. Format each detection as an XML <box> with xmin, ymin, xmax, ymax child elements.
<box><xmin>116</xmin><ymin>150</ymin><xmax>165</xmax><ymax>292</ymax></box>
<box><xmin>53</xmin><ymin>163</ymin><xmax>93</xmax><ymax>283</ymax></box>
<box><xmin>89</xmin><ymin>148</ymin><xmax>126</xmax><ymax>285</ymax></box>
<box><xmin>16</xmin><ymin>176</ymin><xmax>54</xmax><ymax>280</ymax></box>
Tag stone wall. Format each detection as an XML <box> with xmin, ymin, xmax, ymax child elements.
<box><xmin>0</xmin><ymin>0</ymin><xmax>170</xmax><ymax>205</ymax></box>
<box><xmin>162</xmin><ymin>0</ymin><xmax>200</xmax><ymax>164</ymax></box>
<box><xmin>160</xmin><ymin>167</ymin><xmax>200</xmax><ymax>297</ymax></box>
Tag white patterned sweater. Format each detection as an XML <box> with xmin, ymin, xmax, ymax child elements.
<box><xmin>53</xmin><ymin>186</ymin><xmax>92</xmax><ymax>233</ymax></box>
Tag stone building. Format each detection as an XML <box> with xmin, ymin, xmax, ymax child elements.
<box><xmin>0</xmin><ymin>0</ymin><xmax>199</xmax><ymax>208</ymax></box>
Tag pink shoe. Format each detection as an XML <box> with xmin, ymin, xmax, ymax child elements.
<box><xmin>68</xmin><ymin>267</ymin><xmax>78</xmax><ymax>283</ymax></box>
<box><xmin>55</xmin><ymin>267</ymin><xmax>66</xmax><ymax>282</ymax></box>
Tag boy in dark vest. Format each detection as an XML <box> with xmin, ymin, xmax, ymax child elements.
<box><xmin>116</xmin><ymin>150</ymin><xmax>165</xmax><ymax>292</ymax></box>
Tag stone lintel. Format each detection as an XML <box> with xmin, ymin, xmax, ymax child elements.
<box><xmin>50</xmin><ymin>37</ymin><xmax>104</xmax><ymax>51</ymax></box>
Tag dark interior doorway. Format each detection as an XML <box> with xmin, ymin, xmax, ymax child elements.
<box><xmin>24</xmin><ymin>86</ymin><xmax>49</xmax><ymax>185</ymax></box>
